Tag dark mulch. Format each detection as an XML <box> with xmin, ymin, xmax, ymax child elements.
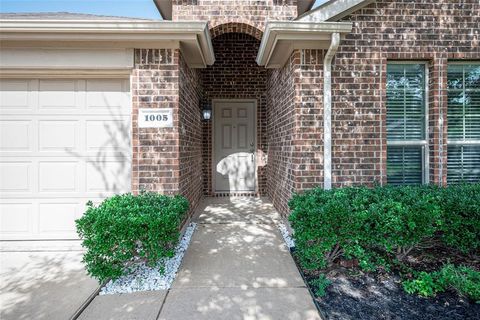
<box><xmin>314</xmin><ymin>269</ymin><xmax>480</xmax><ymax>320</ymax></box>
<box><xmin>295</xmin><ymin>245</ymin><xmax>480</xmax><ymax>320</ymax></box>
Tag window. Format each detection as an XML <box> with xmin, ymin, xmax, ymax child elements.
<box><xmin>386</xmin><ymin>63</ymin><xmax>428</xmax><ymax>185</ymax></box>
<box><xmin>447</xmin><ymin>63</ymin><xmax>480</xmax><ymax>183</ymax></box>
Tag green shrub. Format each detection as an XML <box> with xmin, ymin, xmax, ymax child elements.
<box><xmin>403</xmin><ymin>264</ymin><xmax>480</xmax><ymax>302</ymax></box>
<box><xmin>403</xmin><ymin>271</ymin><xmax>442</xmax><ymax>297</ymax></box>
<box><xmin>289</xmin><ymin>185</ymin><xmax>442</xmax><ymax>272</ymax></box>
<box><xmin>76</xmin><ymin>192</ymin><xmax>189</xmax><ymax>282</ymax></box>
<box><xmin>310</xmin><ymin>274</ymin><xmax>331</xmax><ymax>297</ymax></box>
<box><xmin>363</xmin><ymin>186</ymin><xmax>442</xmax><ymax>262</ymax></box>
<box><xmin>438</xmin><ymin>183</ymin><xmax>480</xmax><ymax>253</ymax></box>
<box><xmin>288</xmin><ymin>187</ymin><xmax>362</xmax><ymax>270</ymax></box>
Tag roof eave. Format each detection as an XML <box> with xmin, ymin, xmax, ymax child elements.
<box><xmin>0</xmin><ymin>20</ymin><xmax>215</xmax><ymax>68</ymax></box>
<box><xmin>153</xmin><ymin>0</ymin><xmax>172</xmax><ymax>20</ymax></box>
<box><xmin>256</xmin><ymin>21</ymin><xmax>353</xmax><ymax>68</ymax></box>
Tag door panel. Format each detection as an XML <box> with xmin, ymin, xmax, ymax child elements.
<box><xmin>214</xmin><ymin>101</ymin><xmax>256</xmax><ymax>192</ymax></box>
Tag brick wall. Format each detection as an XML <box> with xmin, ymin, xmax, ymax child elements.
<box><xmin>178</xmin><ymin>52</ymin><xmax>204</xmax><ymax>210</ymax></box>
<box><xmin>131</xmin><ymin>49</ymin><xmax>180</xmax><ymax>194</ymax></box>
<box><xmin>266</xmin><ymin>49</ymin><xmax>324</xmax><ymax>215</ymax></box>
<box><xmin>172</xmin><ymin>0</ymin><xmax>297</xmax><ymax>30</ymax></box>
<box><xmin>266</xmin><ymin>52</ymin><xmax>297</xmax><ymax>214</ymax></box>
<box><xmin>201</xmin><ymin>32</ymin><xmax>267</xmax><ymax>195</ymax></box>
<box><xmin>331</xmin><ymin>0</ymin><xmax>480</xmax><ymax>187</ymax></box>
<box><xmin>131</xmin><ymin>49</ymin><xmax>203</xmax><ymax>213</ymax></box>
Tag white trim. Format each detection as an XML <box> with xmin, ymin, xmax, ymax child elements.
<box><xmin>256</xmin><ymin>21</ymin><xmax>352</xmax><ymax>68</ymax></box>
<box><xmin>0</xmin><ymin>68</ymin><xmax>131</xmax><ymax>78</ymax></box>
<box><xmin>296</xmin><ymin>0</ymin><xmax>375</xmax><ymax>22</ymax></box>
<box><xmin>0</xmin><ymin>20</ymin><xmax>215</xmax><ymax>68</ymax></box>
<box><xmin>211</xmin><ymin>99</ymin><xmax>258</xmax><ymax>194</ymax></box>
<box><xmin>323</xmin><ymin>33</ymin><xmax>340</xmax><ymax>190</ymax></box>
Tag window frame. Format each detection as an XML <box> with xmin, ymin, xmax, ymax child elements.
<box><xmin>446</xmin><ymin>61</ymin><xmax>480</xmax><ymax>183</ymax></box>
<box><xmin>386</xmin><ymin>61</ymin><xmax>430</xmax><ymax>185</ymax></box>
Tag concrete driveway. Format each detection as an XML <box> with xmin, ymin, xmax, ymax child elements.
<box><xmin>0</xmin><ymin>248</ymin><xmax>99</xmax><ymax>320</ymax></box>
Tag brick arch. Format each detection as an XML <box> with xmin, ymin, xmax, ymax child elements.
<box><xmin>210</xmin><ymin>21</ymin><xmax>263</xmax><ymax>41</ymax></box>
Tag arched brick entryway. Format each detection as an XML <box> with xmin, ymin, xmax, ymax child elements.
<box><xmin>210</xmin><ymin>22</ymin><xmax>263</xmax><ymax>41</ymax></box>
<box><xmin>201</xmin><ymin>24</ymin><xmax>267</xmax><ymax>196</ymax></box>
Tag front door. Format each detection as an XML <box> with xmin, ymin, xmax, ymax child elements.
<box><xmin>214</xmin><ymin>101</ymin><xmax>256</xmax><ymax>193</ymax></box>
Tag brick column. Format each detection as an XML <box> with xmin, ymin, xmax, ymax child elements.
<box><xmin>292</xmin><ymin>49</ymin><xmax>324</xmax><ymax>191</ymax></box>
<box><xmin>131</xmin><ymin>49</ymin><xmax>180</xmax><ymax>194</ymax></box>
<box><xmin>429</xmin><ymin>54</ymin><xmax>449</xmax><ymax>186</ymax></box>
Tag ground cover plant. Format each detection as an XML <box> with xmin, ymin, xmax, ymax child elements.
<box><xmin>76</xmin><ymin>192</ymin><xmax>189</xmax><ymax>282</ymax></box>
<box><xmin>289</xmin><ymin>183</ymin><xmax>480</xmax><ymax>319</ymax></box>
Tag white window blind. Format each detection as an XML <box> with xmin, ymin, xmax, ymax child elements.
<box><xmin>386</xmin><ymin>63</ymin><xmax>427</xmax><ymax>185</ymax></box>
<box><xmin>447</xmin><ymin>63</ymin><xmax>480</xmax><ymax>183</ymax></box>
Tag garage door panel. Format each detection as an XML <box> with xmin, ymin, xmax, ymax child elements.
<box><xmin>38</xmin><ymin>202</ymin><xmax>79</xmax><ymax>235</ymax></box>
<box><xmin>0</xmin><ymin>77</ymin><xmax>131</xmax><ymax>240</ymax></box>
<box><xmin>86</xmin><ymin>79</ymin><xmax>130</xmax><ymax>115</ymax></box>
<box><xmin>86</xmin><ymin>119</ymin><xmax>130</xmax><ymax>152</ymax></box>
<box><xmin>38</xmin><ymin>161</ymin><xmax>78</xmax><ymax>193</ymax></box>
<box><xmin>39</xmin><ymin>120</ymin><xmax>79</xmax><ymax>152</ymax></box>
<box><xmin>86</xmin><ymin>159</ymin><xmax>130</xmax><ymax>194</ymax></box>
<box><xmin>0</xmin><ymin>161</ymin><xmax>32</xmax><ymax>192</ymax></box>
<box><xmin>0</xmin><ymin>120</ymin><xmax>32</xmax><ymax>151</ymax></box>
<box><xmin>0</xmin><ymin>203</ymin><xmax>32</xmax><ymax>235</ymax></box>
<box><xmin>38</xmin><ymin>79</ymin><xmax>80</xmax><ymax>110</ymax></box>
<box><xmin>0</xmin><ymin>79</ymin><xmax>33</xmax><ymax>110</ymax></box>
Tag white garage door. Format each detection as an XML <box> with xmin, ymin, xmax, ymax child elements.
<box><xmin>0</xmin><ymin>78</ymin><xmax>131</xmax><ymax>240</ymax></box>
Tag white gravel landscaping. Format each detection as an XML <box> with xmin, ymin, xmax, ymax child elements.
<box><xmin>278</xmin><ymin>222</ymin><xmax>295</xmax><ymax>249</ymax></box>
<box><xmin>100</xmin><ymin>222</ymin><xmax>197</xmax><ymax>295</ymax></box>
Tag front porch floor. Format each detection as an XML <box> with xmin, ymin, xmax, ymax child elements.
<box><xmin>159</xmin><ymin>197</ymin><xmax>321</xmax><ymax>319</ymax></box>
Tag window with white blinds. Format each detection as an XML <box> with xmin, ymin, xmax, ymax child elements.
<box><xmin>447</xmin><ymin>63</ymin><xmax>480</xmax><ymax>183</ymax></box>
<box><xmin>386</xmin><ymin>63</ymin><xmax>428</xmax><ymax>185</ymax></box>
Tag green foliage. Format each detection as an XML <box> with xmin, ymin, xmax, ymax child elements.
<box><xmin>403</xmin><ymin>264</ymin><xmax>480</xmax><ymax>302</ymax></box>
<box><xmin>289</xmin><ymin>185</ymin><xmax>442</xmax><ymax>272</ymax></box>
<box><xmin>437</xmin><ymin>183</ymin><xmax>480</xmax><ymax>253</ymax></box>
<box><xmin>310</xmin><ymin>274</ymin><xmax>331</xmax><ymax>297</ymax></box>
<box><xmin>76</xmin><ymin>192</ymin><xmax>189</xmax><ymax>282</ymax></box>
<box><xmin>403</xmin><ymin>271</ymin><xmax>442</xmax><ymax>297</ymax></box>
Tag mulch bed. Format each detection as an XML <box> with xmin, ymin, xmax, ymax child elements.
<box><xmin>314</xmin><ymin>270</ymin><xmax>479</xmax><ymax>320</ymax></box>
<box><xmin>296</xmin><ymin>245</ymin><xmax>480</xmax><ymax>320</ymax></box>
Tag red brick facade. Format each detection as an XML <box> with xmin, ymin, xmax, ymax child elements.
<box><xmin>332</xmin><ymin>0</ymin><xmax>480</xmax><ymax>187</ymax></box>
<box><xmin>172</xmin><ymin>0</ymin><xmax>298</xmax><ymax>30</ymax></box>
<box><xmin>178</xmin><ymin>53</ymin><xmax>204</xmax><ymax>210</ymax></box>
<box><xmin>130</xmin><ymin>0</ymin><xmax>480</xmax><ymax>216</ymax></box>
<box><xmin>132</xmin><ymin>49</ymin><xmax>180</xmax><ymax>195</ymax></box>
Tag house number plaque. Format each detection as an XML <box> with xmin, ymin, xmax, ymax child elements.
<box><xmin>138</xmin><ymin>108</ymin><xmax>173</xmax><ymax>128</ymax></box>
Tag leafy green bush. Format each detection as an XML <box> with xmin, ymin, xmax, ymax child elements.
<box><xmin>289</xmin><ymin>185</ymin><xmax>442</xmax><ymax>272</ymax></box>
<box><xmin>403</xmin><ymin>271</ymin><xmax>443</xmax><ymax>297</ymax></box>
<box><xmin>310</xmin><ymin>274</ymin><xmax>331</xmax><ymax>297</ymax></box>
<box><xmin>76</xmin><ymin>192</ymin><xmax>189</xmax><ymax>282</ymax></box>
<box><xmin>438</xmin><ymin>183</ymin><xmax>480</xmax><ymax>253</ymax></box>
<box><xmin>403</xmin><ymin>264</ymin><xmax>480</xmax><ymax>302</ymax></box>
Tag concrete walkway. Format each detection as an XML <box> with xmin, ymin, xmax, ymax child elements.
<box><xmin>79</xmin><ymin>197</ymin><xmax>321</xmax><ymax>320</ymax></box>
<box><xmin>160</xmin><ymin>197</ymin><xmax>320</xmax><ymax>320</ymax></box>
<box><xmin>0</xmin><ymin>250</ymin><xmax>99</xmax><ymax>320</ymax></box>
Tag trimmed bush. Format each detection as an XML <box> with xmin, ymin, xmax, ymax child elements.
<box><xmin>438</xmin><ymin>183</ymin><xmax>480</xmax><ymax>253</ymax></box>
<box><xmin>289</xmin><ymin>185</ymin><xmax>442</xmax><ymax>271</ymax></box>
<box><xmin>76</xmin><ymin>192</ymin><xmax>189</xmax><ymax>282</ymax></box>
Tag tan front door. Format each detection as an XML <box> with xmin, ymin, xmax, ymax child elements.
<box><xmin>214</xmin><ymin>101</ymin><xmax>256</xmax><ymax>192</ymax></box>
